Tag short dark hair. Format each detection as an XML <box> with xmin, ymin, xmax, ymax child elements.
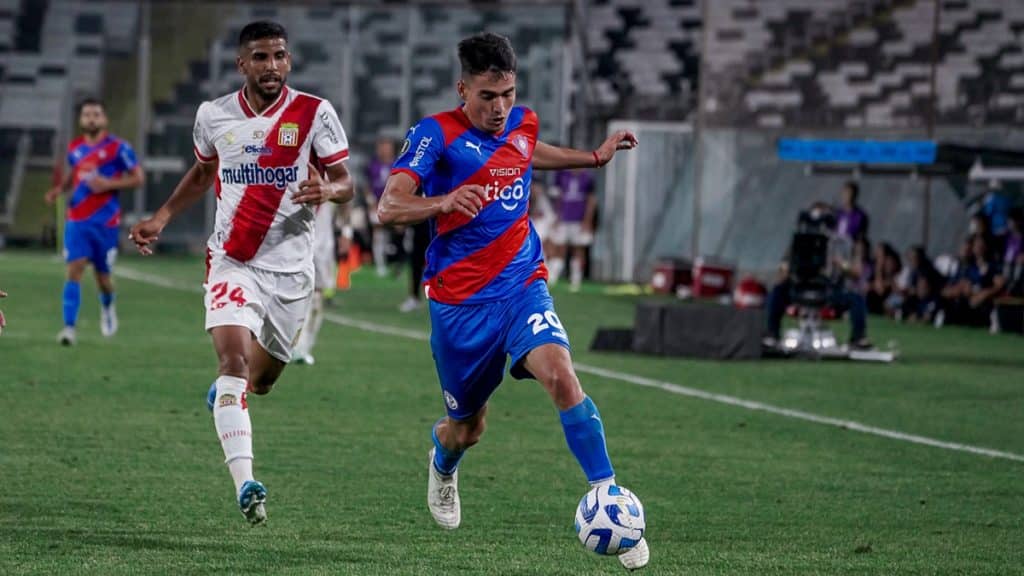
<box><xmin>458</xmin><ymin>32</ymin><xmax>516</xmax><ymax>78</ymax></box>
<box><xmin>844</xmin><ymin>180</ymin><xmax>859</xmax><ymax>198</ymax></box>
<box><xmin>239</xmin><ymin>21</ymin><xmax>287</xmax><ymax>47</ymax></box>
<box><xmin>77</xmin><ymin>97</ymin><xmax>104</xmax><ymax>115</ymax></box>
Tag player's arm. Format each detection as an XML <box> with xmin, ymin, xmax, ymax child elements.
<box><xmin>86</xmin><ymin>166</ymin><xmax>145</xmax><ymax>194</ymax></box>
<box><xmin>532</xmin><ymin>131</ymin><xmax>639</xmax><ymax>171</ymax></box>
<box><xmin>293</xmin><ymin>161</ymin><xmax>354</xmax><ymax>205</ymax></box>
<box><xmin>44</xmin><ymin>167</ymin><xmax>73</xmax><ymax>205</ymax></box>
<box><xmin>129</xmin><ymin>160</ymin><xmax>218</xmax><ymax>255</ymax></box>
<box><xmin>377</xmin><ymin>172</ymin><xmax>485</xmax><ymax>226</ymax></box>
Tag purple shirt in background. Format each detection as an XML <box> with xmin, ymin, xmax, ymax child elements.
<box><xmin>1005</xmin><ymin>233</ymin><xmax>1022</xmax><ymax>263</ymax></box>
<box><xmin>367</xmin><ymin>158</ymin><xmax>392</xmax><ymax>200</ymax></box>
<box><xmin>836</xmin><ymin>206</ymin><xmax>868</xmax><ymax>240</ymax></box>
<box><xmin>554</xmin><ymin>170</ymin><xmax>595</xmax><ymax>222</ymax></box>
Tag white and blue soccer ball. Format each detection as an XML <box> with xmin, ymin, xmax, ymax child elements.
<box><xmin>574</xmin><ymin>484</ymin><xmax>645</xmax><ymax>556</ymax></box>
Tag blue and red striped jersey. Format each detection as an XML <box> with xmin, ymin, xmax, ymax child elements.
<box><xmin>66</xmin><ymin>132</ymin><xmax>138</xmax><ymax>227</ymax></box>
<box><xmin>392</xmin><ymin>106</ymin><xmax>548</xmax><ymax>305</ymax></box>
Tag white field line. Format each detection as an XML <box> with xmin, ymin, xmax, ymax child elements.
<box><xmin>118</xmin><ymin>266</ymin><xmax>1024</xmax><ymax>464</ymax></box>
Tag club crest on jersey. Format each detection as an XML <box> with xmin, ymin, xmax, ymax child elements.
<box><xmin>444</xmin><ymin>391</ymin><xmax>459</xmax><ymax>411</ymax></box>
<box><xmin>278</xmin><ymin>122</ymin><xmax>299</xmax><ymax>147</ymax></box>
<box><xmin>512</xmin><ymin>134</ymin><xmax>530</xmax><ymax>158</ymax></box>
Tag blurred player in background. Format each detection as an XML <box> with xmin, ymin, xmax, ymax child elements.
<box><xmin>45</xmin><ymin>98</ymin><xmax>144</xmax><ymax>345</ymax></box>
<box><xmin>548</xmin><ymin>168</ymin><xmax>596</xmax><ymax>292</ymax></box>
<box><xmin>378</xmin><ymin>32</ymin><xmax>648</xmax><ymax>570</ymax></box>
<box><xmin>365</xmin><ymin>137</ymin><xmax>398</xmax><ymax>276</ymax></box>
<box><xmin>292</xmin><ymin>162</ymin><xmax>339</xmax><ymax>365</ymax></box>
<box><xmin>129</xmin><ymin>21</ymin><xmax>353</xmax><ymax>525</ymax></box>
<box><xmin>0</xmin><ymin>288</ymin><xmax>7</xmax><ymax>336</ymax></box>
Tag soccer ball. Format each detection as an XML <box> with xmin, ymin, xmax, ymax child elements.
<box><xmin>574</xmin><ymin>484</ymin><xmax>645</xmax><ymax>555</ymax></box>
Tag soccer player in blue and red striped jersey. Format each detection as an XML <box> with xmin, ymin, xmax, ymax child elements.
<box><xmin>379</xmin><ymin>33</ymin><xmax>648</xmax><ymax>569</ymax></box>
<box><xmin>45</xmin><ymin>98</ymin><xmax>144</xmax><ymax>345</ymax></box>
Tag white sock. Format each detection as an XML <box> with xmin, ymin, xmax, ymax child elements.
<box><xmin>570</xmin><ymin>258</ymin><xmax>584</xmax><ymax>288</ymax></box>
<box><xmin>228</xmin><ymin>458</ymin><xmax>253</xmax><ymax>494</ymax></box>
<box><xmin>549</xmin><ymin>257</ymin><xmax>565</xmax><ymax>285</ymax></box>
<box><xmin>212</xmin><ymin>375</ymin><xmax>253</xmax><ymax>493</ymax></box>
<box><xmin>373</xmin><ymin>228</ymin><xmax>388</xmax><ymax>275</ymax></box>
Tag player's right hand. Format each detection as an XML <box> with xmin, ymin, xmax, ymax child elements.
<box><xmin>44</xmin><ymin>187</ymin><xmax>61</xmax><ymax>205</ymax></box>
<box><xmin>440</xmin><ymin>184</ymin><xmax>487</xmax><ymax>218</ymax></box>
<box><xmin>129</xmin><ymin>218</ymin><xmax>165</xmax><ymax>256</ymax></box>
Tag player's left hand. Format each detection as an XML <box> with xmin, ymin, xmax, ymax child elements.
<box><xmin>594</xmin><ymin>131</ymin><xmax>639</xmax><ymax>166</ymax></box>
<box><xmin>86</xmin><ymin>175</ymin><xmax>113</xmax><ymax>193</ymax></box>
<box><xmin>293</xmin><ymin>163</ymin><xmax>334</xmax><ymax>205</ymax></box>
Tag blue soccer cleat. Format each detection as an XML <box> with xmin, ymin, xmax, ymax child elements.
<box><xmin>206</xmin><ymin>381</ymin><xmax>217</xmax><ymax>412</ymax></box>
<box><xmin>238</xmin><ymin>480</ymin><xmax>267</xmax><ymax>525</ymax></box>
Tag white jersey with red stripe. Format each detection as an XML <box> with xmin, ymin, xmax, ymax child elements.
<box><xmin>193</xmin><ymin>85</ymin><xmax>349</xmax><ymax>273</ymax></box>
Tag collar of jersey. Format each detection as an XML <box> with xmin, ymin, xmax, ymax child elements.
<box><xmin>80</xmin><ymin>131</ymin><xmax>111</xmax><ymax>149</ymax></box>
<box><xmin>238</xmin><ymin>85</ymin><xmax>289</xmax><ymax>118</ymax></box>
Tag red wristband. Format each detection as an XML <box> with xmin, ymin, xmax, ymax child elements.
<box><xmin>592</xmin><ymin>150</ymin><xmax>601</xmax><ymax>167</ymax></box>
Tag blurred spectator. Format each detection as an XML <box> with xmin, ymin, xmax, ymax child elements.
<box><xmin>850</xmin><ymin>236</ymin><xmax>874</xmax><ymax>295</ymax></box>
<box><xmin>764</xmin><ymin>207</ymin><xmax>871</xmax><ymax>349</ymax></box>
<box><xmin>528</xmin><ymin>179</ymin><xmax>557</xmax><ymax>260</ymax></box>
<box><xmin>548</xmin><ymin>168</ymin><xmax>597</xmax><ymax>292</ymax></box>
<box><xmin>1002</xmin><ymin>208</ymin><xmax>1022</xmax><ymax>267</ymax></box>
<box><xmin>981</xmin><ymin>183</ymin><xmax>1011</xmax><ymax>237</ymax></box>
<box><xmin>899</xmin><ymin>245</ymin><xmax>944</xmax><ymax>323</ymax></box>
<box><xmin>835</xmin><ymin>181</ymin><xmax>869</xmax><ymax>242</ymax></box>
<box><xmin>867</xmin><ymin>242</ymin><xmax>901</xmax><ymax>315</ymax></box>
<box><xmin>364</xmin><ymin>137</ymin><xmax>399</xmax><ymax>277</ymax></box>
<box><xmin>937</xmin><ymin>235</ymin><xmax>1005</xmax><ymax>328</ymax></box>
<box><xmin>967</xmin><ymin>212</ymin><xmax>997</xmax><ymax>260</ymax></box>
<box><xmin>400</xmin><ymin>206</ymin><xmax>431</xmax><ymax>313</ymax></box>
<box><xmin>994</xmin><ymin>245</ymin><xmax>1024</xmax><ymax>334</ymax></box>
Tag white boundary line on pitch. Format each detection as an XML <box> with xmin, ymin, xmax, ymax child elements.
<box><xmin>118</xmin><ymin>266</ymin><xmax>1024</xmax><ymax>464</ymax></box>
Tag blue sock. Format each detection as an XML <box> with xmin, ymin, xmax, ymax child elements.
<box><xmin>62</xmin><ymin>281</ymin><xmax>81</xmax><ymax>327</ymax></box>
<box><xmin>431</xmin><ymin>418</ymin><xmax>465</xmax><ymax>476</ymax></box>
<box><xmin>560</xmin><ymin>396</ymin><xmax>615</xmax><ymax>484</ymax></box>
<box><xmin>100</xmin><ymin>291</ymin><xmax>114</xmax><ymax>309</ymax></box>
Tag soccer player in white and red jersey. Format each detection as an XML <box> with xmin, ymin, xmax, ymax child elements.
<box><xmin>379</xmin><ymin>33</ymin><xmax>648</xmax><ymax>569</ymax></box>
<box><xmin>130</xmin><ymin>21</ymin><xmax>353</xmax><ymax>525</ymax></box>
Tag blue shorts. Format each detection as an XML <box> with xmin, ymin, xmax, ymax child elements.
<box><xmin>429</xmin><ymin>280</ymin><xmax>570</xmax><ymax>420</ymax></box>
<box><xmin>65</xmin><ymin>221</ymin><xmax>119</xmax><ymax>274</ymax></box>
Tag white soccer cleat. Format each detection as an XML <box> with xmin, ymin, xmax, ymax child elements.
<box><xmin>57</xmin><ymin>326</ymin><xmax>76</xmax><ymax>346</ymax></box>
<box><xmin>618</xmin><ymin>538</ymin><xmax>649</xmax><ymax>571</ymax></box>
<box><xmin>427</xmin><ymin>447</ymin><xmax>461</xmax><ymax>529</ymax></box>
<box><xmin>100</xmin><ymin>304</ymin><xmax>118</xmax><ymax>337</ymax></box>
<box><xmin>399</xmin><ymin>297</ymin><xmax>422</xmax><ymax>313</ymax></box>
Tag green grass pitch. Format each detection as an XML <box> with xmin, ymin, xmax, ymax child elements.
<box><xmin>1</xmin><ymin>250</ymin><xmax>1022</xmax><ymax>575</ymax></box>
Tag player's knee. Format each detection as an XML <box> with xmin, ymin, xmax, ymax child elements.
<box><xmin>217</xmin><ymin>352</ymin><xmax>249</xmax><ymax>381</ymax></box>
<box><xmin>540</xmin><ymin>364</ymin><xmax>583</xmax><ymax>409</ymax></box>
<box><xmin>452</xmin><ymin>417</ymin><xmax>486</xmax><ymax>449</ymax></box>
<box><xmin>67</xmin><ymin>262</ymin><xmax>87</xmax><ymax>281</ymax></box>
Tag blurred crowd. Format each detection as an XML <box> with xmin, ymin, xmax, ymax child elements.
<box><xmin>811</xmin><ymin>181</ymin><xmax>1024</xmax><ymax>334</ymax></box>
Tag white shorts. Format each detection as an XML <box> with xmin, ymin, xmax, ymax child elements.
<box><xmin>532</xmin><ymin>214</ymin><xmax>556</xmax><ymax>242</ymax></box>
<box><xmin>204</xmin><ymin>257</ymin><xmax>314</xmax><ymax>363</ymax></box>
<box><xmin>551</xmin><ymin>221</ymin><xmax>593</xmax><ymax>247</ymax></box>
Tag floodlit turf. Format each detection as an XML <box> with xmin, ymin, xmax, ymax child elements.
<box><xmin>1</xmin><ymin>249</ymin><xmax>1022</xmax><ymax>575</ymax></box>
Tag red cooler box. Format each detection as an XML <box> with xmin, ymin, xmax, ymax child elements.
<box><xmin>650</xmin><ymin>258</ymin><xmax>692</xmax><ymax>295</ymax></box>
<box><xmin>692</xmin><ymin>257</ymin><xmax>735</xmax><ymax>297</ymax></box>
